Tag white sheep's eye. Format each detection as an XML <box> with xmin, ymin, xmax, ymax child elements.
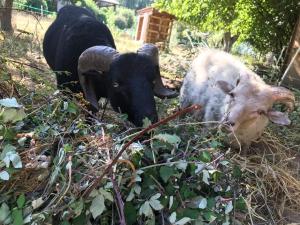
<box><xmin>113</xmin><ymin>82</ymin><xmax>119</xmax><ymax>88</ymax></box>
<box><xmin>229</xmin><ymin>92</ymin><xmax>235</xmax><ymax>98</ymax></box>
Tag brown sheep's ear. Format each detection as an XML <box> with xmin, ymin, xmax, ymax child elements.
<box><xmin>216</xmin><ymin>80</ymin><xmax>234</xmax><ymax>94</ymax></box>
<box><xmin>267</xmin><ymin>110</ymin><xmax>291</xmax><ymax>125</ymax></box>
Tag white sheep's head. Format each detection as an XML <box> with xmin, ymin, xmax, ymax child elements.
<box><xmin>217</xmin><ymin>71</ymin><xmax>295</xmax><ymax>147</ymax></box>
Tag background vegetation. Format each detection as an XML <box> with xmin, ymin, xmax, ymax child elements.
<box><xmin>155</xmin><ymin>0</ymin><xmax>300</xmax><ymax>55</ymax></box>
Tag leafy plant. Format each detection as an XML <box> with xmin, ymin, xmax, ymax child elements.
<box><xmin>154</xmin><ymin>0</ymin><xmax>300</xmax><ymax>54</ymax></box>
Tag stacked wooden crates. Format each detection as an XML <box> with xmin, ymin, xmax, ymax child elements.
<box><xmin>135</xmin><ymin>7</ymin><xmax>175</xmax><ymax>49</ymax></box>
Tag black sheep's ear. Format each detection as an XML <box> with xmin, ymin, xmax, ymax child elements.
<box><xmin>153</xmin><ymin>66</ymin><xmax>178</xmax><ymax>99</ymax></box>
<box><xmin>137</xmin><ymin>44</ymin><xmax>178</xmax><ymax>99</ymax></box>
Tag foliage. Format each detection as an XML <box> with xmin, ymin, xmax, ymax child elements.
<box><xmin>25</xmin><ymin>0</ymin><xmax>48</xmax><ymax>11</ymax></box>
<box><xmin>119</xmin><ymin>0</ymin><xmax>153</xmax><ymax>9</ymax></box>
<box><xmin>114</xmin><ymin>16</ymin><xmax>127</xmax><ymax>29</ymax></box>
<box><xmin>154</xmin><ymin>0</ymin><xmax>300</xmax><ymax>54</ymax></box>
<box><xmin>73</xmin><ymin>0</ymin><xmax>107</xmax><ymax>22</ymax></box>
<box><xmin>113</xmin><ymin>8</ymin><xmax>134</xmax><ymax>30</ymax></box>
<box><xmin>0</xmin><ymin>90</ymin><xmax>247</xmax><ymax>224</ymax></box>
<box><xmin>98</xmin><ymin>6</ymin><xmax>136</xmax><ymax>34</ymax></box>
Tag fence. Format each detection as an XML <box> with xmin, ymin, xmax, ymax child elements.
<box><xmin>13</xmin><ymin>2</ymin><xmax>56</xmax><ymax>16</ymax></box>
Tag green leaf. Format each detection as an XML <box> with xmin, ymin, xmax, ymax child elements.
<box><xmin>23</xmin><ymin>214</ymin><xmax>32</xmax><ymax>224</ymax></box>
<box><xmin>200</xmin><ymin>151</ymin><xmax>212</xmax><ymax>163</ymax></box>
<box><xmin>72</xmin><ymin>213</ymin><xmax>87</xmax><ymax>225</ymax></box>
<box><xmin>0</xmin><ymin>98</ymin><xmax>22</xmax><ymax>108</ymax></box>
<box><xmin>12</xmin><ymin>208</ymin><xmax>23</xmax><ymax>225</ymax></box>
<box><xmin>153</xmin><ymin>133</ymin><xmax>181</xmax><ymax>146</ymax></box>
<box><xmin>124</xmin><ymin>202</ymin><xmax>137</xmax><ymax>225</ymax></box>
<box><xmin>1</xmin><ymin>108</ymin><xmax>26</xmax><ymax>123</ymax></box>
<box><xmin>175</xmin><ymin>160</ymin><xmax>188</xmax><ymax>171</ymax></box>
<box><xmin>233</xmin><ymin>165</ymin><xmax>242</xmax><ymax>178</ymax></box>
<box><xmin>0</xmin><ymin>203</ymin><xmax>10</xmax><ymax>223</ymax></box>
<box><xmin>220</xmin><ymin>160</ymin><xmax>230</xmax><ymax>166</ymax></box>
<box><xmin>17</xmin><ymin>194</ymin><xmax>25</xmax><ymax>209</ymax></box>
<box><xmin>169</xmin><ymin>196</ymin><xmax>174</xmax><ymax>209</ymax></box>
<box><xmin>17</xmin><ymin>137</ymin><xmax>27</xmax><ymax>147</ymax></box>
<box><xmin>1</xmin><ymin>144</ymin><xmax>16</xmax><ymax>159</ymax></box>
<box><xmin>63</xmin><ymin>144</ymin><xmax>72</xmax><ymax>152</ymax></box>
<box><xmin>1</xmin><ymin>145</ymin><xmax>22</xmax><ymax>169</ymax></box>
<box><xmin>149</xmin><ymin>196</ymin><xmax>163</xmax><ymax>211</ymax></box>
<box><xmin>145</xmin><ymin>217</ymin><xmax>155</xmax><ymax>225</ymax></box>
<box><xmin>126</xmin><ymin>188</ymin><xmax>135</xmax><ymax>202</ymax></box>
<box><xmin>90</xmin><ymin>195</ymin><xmax>105</xmax><ymax>219</ymax></box>
<box><xmin>203</xmin><ymin>211</ymin><xmax>217</xmax><ymax>222</ymax></box>
<box><xmin>61</xmin><ymin>221</ymin><xmax>71</xmax><ymax>225</ymax></box>
<box><xmin>169</xmin><ymin>212</ymin><xmax>176</xmax><ymax>223</ymax></box>
<box><xmin>175</xmin><ymin>217</ymin><xmax>192</xmax><ymax>225</ymax></box>
<box><xmin>159</xmin><ymin>166</ymin><xmax>174</xmax><ymax>183</ymax></box>
<box><xmin>142</xmin><ymin>117</ymin><xmax>152</xmax><ymax>128</ymax></box>
<box><xmin>10</xmin><ymin>153</ymin><xmax>22</xmax><ymax>169</ymax></box>
<box><xmin>134</xmin><ymin>184</ymin><xmax>141</xmax><ymax>195</ymax></box>
<box><xmin>150</xmin><ymin>193</ymin><xmax>161</xmax><ymax>200</ymax></box>
<box><xmin>206</xmin><ymin>197</ymin><xmax>216</xmax><ymax>210</ymax></box>
<box><xmin>235</xmin><ymin>197</ymin><xmax>247</xmax><ymax>211</ymax></box>
<box><xmin>98</xmin><ymin>188</ymin><xmax>114</xmax><ymax>202</ymax></box>
<box><xmin>177</xmin><ymin>208</ymin><xmax>199</xmax><ymax>220</ymax></box>
<box><xmin>198</xmin><ymin>198</ymin><xmax>207</xmax><ymax>209</ymax></box>
<box><xmin>195</xmin><ymin>163</ymin><xmax>205</xmax><ymax>174</ymax></box>
<box><xmin>0</xmin><ymin>171</ymin><xmax>9</xmax><ymax>180</ymax></box>
<box><xmin>139</xmin><ymin>201</ymin><xmax>153</xmax><ymax>217</ymax></box>
<box><xmin>210</xmin><ymin>140</ymin><xmax>222</xmax><ymax>148</ymax></box>
<box><xmin>202</xmin><ymin>170</ymin><xmax>210</xmax><ymax>185</ymax></box>
<box><xmin>225</xmin><ymin>201</ymin><xmax>233</xmax><ymax>214</ymax></box>
<box><xmin>70</xmin><ymin>199</ymin><xmax>84</xmax><ymax>217</ymax></box>
<box><xmin>67</xmin><ymin>102</ymin><xmax>78</xmax><ymax>114</ymax></box>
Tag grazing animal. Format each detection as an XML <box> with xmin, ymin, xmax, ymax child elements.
<box><xmin>43</xmin><ymin>5</ymin><xmax>177</xmax><ymax>127</ymax></box>
<box><xmin>180</xmin><ymin>48</ymin><xmax>295</xmax><ymax>147</ymax></box>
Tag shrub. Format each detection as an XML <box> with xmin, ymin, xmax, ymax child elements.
<box><xmin>114</xmin><ymin>16</ymin><xmax>127</xmax><ymax>30</ymax></box>
<box><xmin>121</xmin><ymin>11</ymin><xmax>134</xmax><ymax>29</ymax></box>
<box><xmin>25</xmin><ymin>0</ymin><xmax>48</xmax><ymax>11</ymax></box>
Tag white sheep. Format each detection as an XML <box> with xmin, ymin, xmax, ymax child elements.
<box><xmin>180</xmin><ymin>48</ymin><xmax>295</xmax><ymax>147</ymax></box>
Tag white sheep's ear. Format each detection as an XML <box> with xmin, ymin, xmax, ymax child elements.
<box><xmin>267</xmin><ymin>110</ymin><xmax>291</xmax><ymax>125</ymax></box>
<box><xmin>216</xmin><ymin>80</ymin><xmax>234</xmax><ymax>94</ymax></box>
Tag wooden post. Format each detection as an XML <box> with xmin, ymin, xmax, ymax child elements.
<box><xmin>135</xmin><ymin>15</ymin><xmax>141</xmax><ymax>41</ymax></box>
<box><xmin>166</xmin><ymin>20</ymin><xmax>173</xmax><ymax>48</ymax></box>
<box><xmin>140</xmin><ymin>13</ymin><xmax>150</xmax><ymax>43</ymax></box>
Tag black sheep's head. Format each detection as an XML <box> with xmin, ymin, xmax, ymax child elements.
<box><xmin>78</xmin><ymin>44</ymin><xmax>178</xmax><ymax>126</ymax></box>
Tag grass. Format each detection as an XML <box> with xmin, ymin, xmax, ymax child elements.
<box><xmin>0</xmin><ymin>10</ymin><xmax>300</xmax><ymax>225</ymax></box>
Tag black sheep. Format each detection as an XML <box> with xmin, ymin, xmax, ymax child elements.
<box><xmin>43</xmin><ymin>5</ymin><xmax>177</xmax><ymax>126</ymax></box>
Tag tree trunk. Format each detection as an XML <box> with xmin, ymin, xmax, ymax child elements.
<box><xmin>0</xmin><ymin>0</ymin><xmax>13</xmax><ymax>32</ymax></box>
<box><xmin>223</xmin><ymin>31</ymin><xmax>238</xmax><ymax>52</ymax></box>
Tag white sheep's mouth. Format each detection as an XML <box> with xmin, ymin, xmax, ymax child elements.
<box><xmin>219</xmin><ymin>120</ymin><xmax>240</xmax><ymax>133</ymax></box>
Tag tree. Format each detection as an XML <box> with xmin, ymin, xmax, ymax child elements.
<box><xmin>119</xmin><ymin>0</ymin><xmax>153</xmax><ymax>9</ymax></box>
<box><xmin>0</xmin><ymin>0</ymin><xmax>13</xmax><ymax>32</ymax></box>
<box><xmin>154</xmin><ymin>0</ymin><xmax>300</xmax><ymax>54</ymax></box>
